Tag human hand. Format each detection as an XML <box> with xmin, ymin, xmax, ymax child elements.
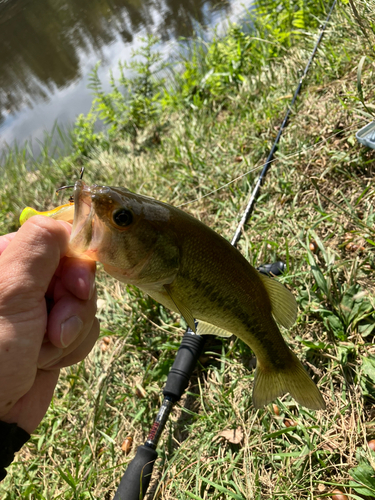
<box><xmin>0</xmin><ymin>216</ymin><xmax>99</xmax><ymax>433</ymax></box>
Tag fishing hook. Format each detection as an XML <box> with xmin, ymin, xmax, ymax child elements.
<box><xmin>55</xmin><ymin>167</ymin><xmax>85</xmax><ymax>201</ymax></box>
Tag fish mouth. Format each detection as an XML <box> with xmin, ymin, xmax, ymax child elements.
<box><xmin>69</xmin><ymin>180</ymin><xmax>107</xmax><ymax>260</ymax></box>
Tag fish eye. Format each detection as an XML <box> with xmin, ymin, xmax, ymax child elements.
<box><xmin>113</xmin><ymin>208</ymin><xmax>133</xmax><ymax>227</ymax></box>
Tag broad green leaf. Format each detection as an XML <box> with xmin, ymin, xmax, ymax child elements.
<box><xmin>337</xmin><ymin>344</ymin><xmax>355</xmax><ymax>364</ymax></box>
<box><xmin>359</xmin><ymin>321</ymin><xmax>375</xmax><ymax>337</ymax></box>
<box><xmin>186</xmin><ymin>493</ymin><xmax>204</xmax><ymax>500</ymax></box>
<box><xmin>57</xmin><ymin>467</ymin><xmax>77</xmax><ymax>489</ymax></box>
<box><xmin>349</xmin><ymin>459</ymin><xmax>375</xmax><ymax>496</ymax></box>
<box><xmin>319</xmin><ymin>310</ymin><xmax>345</xmax><ymax>340</ymax></box>
<box><xmin>342</xmin><ymin>285</ymin><xmax>374</xmax><ymax>327</ymax></box>
<box><xmin>97</xmin><ymin>429</ymin><xmax>116</xmax><ymax>445</ymax></box>
<box><xmin>307</xmin><ymin>251</ymin><xmax>329</xmax><ymax>295</ymax></box>
<box><xmin>360</xmin><ymin>356</ymin><xmax>375</xmax><ymax>398</ymax></box>
<box><xmin>361</xmin><ymin>356</ymin><xmax>375</xmax><ymax>383</ymax></box>
<box><xmin>339</xmin><ymin>284</ymin><xmax>359</xmax><ymax>324</ymax></box>
<box><xmin>298</xmin><ymin>338</ymin><xmax>327</xmax><ymax>350</ymax></box>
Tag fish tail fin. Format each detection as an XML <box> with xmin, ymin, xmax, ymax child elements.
<box><xmin>252</xmin><ymin>350</ymin><xmax>325</xmax><ymax>410</ymax></box>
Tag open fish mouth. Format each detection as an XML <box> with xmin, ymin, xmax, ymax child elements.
<box><xmin>70</xmin><ymin>181</ymin><xmax>92</xmax><ymax>243</ymax></box>
<box><xmin>69</xmin><ymin>180</ymin><xmax>104</xmax><ymax>260</ymax></box>
<box><xmin>19</xmin><ymin>180</ymin><xmax>113</xmax><ymax>261</ymax></box>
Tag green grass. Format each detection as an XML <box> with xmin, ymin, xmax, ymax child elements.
<box><xmin>1</xmin><ymin>0</ymin><xmax>375</xmax><ymax>498</ymax></box>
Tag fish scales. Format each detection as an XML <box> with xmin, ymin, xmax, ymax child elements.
<box><xmin>160</xmin><ymin>206</ymin><xmax>292</xmax><ymax>368</ymax></box>
<box><xmin>19</xmin><ymin>181</ymin><xmax>326</xmax><ymax>410</ymax></box>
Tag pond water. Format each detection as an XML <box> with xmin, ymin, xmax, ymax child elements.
<box><xmin>0</xmin><ymin>0</ymin><xmax>253</xmax><ymax>154</ymax></box>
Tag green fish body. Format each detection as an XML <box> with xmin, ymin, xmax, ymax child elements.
<box><xmin>21</xmin><ymin>181</ymin><xmax>325</xmax><ymax>410</ymax></box>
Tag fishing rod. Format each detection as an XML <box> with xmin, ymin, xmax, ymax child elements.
<box><xmin>113</xmin><ymin>262</ymin><xmax>284</xmax><ymax>500</ymax></box>
<box><xmin>231</xmin><ymin>0</ymin><xmax>337</xmax><ymax>247</ymax></box>
<box><xmin>112</xmin><ymin>1</ymin><xmax>337</xmax><ymax>498</ymax></box>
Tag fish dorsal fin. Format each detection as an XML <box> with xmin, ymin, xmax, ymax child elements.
<box><xmin>164</xmin><ymin>284</ymin><xmax>196</xmax><ymax>333</ymax></box>
<box><xmin>258</xmin><ymin>273</ymin><xmax>297</xmax><ymax>329</ymax></box>
<box><xmin>196</xmin><ymin>320</ymin><xmax>233</xmax><ymax>338</ymax></box>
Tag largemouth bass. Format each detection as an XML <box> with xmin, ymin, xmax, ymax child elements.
<box><xmin>20</xmin><ymin>181</ymin><xmax>325</xmax><ymax>410</ymax></box>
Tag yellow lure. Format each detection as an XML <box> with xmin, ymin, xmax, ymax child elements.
<box><xmin>19</xmin><ymin>202</ymin><xmax>75</xmax><ymax>226</ymax></box>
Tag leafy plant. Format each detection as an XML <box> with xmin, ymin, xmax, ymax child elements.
<box><xmin>305</xmin><ymin>232</ymin><xmax>375</xmax><ymax>341</ymax></box>
<box><xmin>167</xmin><ymin>26</ymin><xmax>256</xmax><ymax>108</ymax></box>
<box><xmin>349</xmin><ymin>454</ymin><xmax>375</xmax><ymax>497</ymax></box>
<box><xmin>2</xmin><ymin>1</ymin><xmax>375</xmax><ymax>498</ymax></box>
<box><xmin>88</xmin><ymin>35</ymin><xmax>166</xmax><ymax>142</ymax></box>
<box><xmin>360</xmin><ymin>355</ymin><xmax>375</xmax><ymax>399</ymax></box>
<box><xmin>71</xmin><ymin>111</ymin><xmax>107</xmax><ymax>157</ymax></box>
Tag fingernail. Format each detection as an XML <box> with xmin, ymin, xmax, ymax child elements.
<box><xmin>60</xmin><ymin>316</ymin><xmax>83</xmax><ymax>347</ymax></box>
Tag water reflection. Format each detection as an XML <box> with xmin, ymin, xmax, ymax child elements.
<box><xmin>0</xmin><ymin>0</ymin><xmax>247</xmax><ymax>149</ymax></box>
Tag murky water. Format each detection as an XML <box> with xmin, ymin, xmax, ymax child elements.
<box><xmin>0</xmin><ymin>0</ymin><xmax>252</xmax><ymax>153</ymax></box>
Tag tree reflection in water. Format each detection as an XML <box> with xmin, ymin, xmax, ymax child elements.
<box><xmin>0</xmin><ymin>0</ymin><xmax>232</xmax><ymax>125</ymax></box>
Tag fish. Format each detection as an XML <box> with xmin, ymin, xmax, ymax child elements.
<box><xmin>20</xmin><ymin>180</ymin><xmax>325</xmax><ymax>410</ymax></box>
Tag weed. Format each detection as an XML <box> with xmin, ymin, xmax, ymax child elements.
<box><xmin>1</xmin><ymin>1</ymin><xmax>375</xmax><ymax>499</ymax></box>
<box><xmin>87</xmin><ymin>35</ymin><xmax>166</xmax><ymax>145</ymax></box>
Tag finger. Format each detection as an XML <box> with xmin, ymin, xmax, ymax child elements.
<box><xmin>36</xmin><ymin>342</ymin><xmax>64</xmax><ymax>369</ymax></box>
<box><xmin>0</xmin><ymin>217</ymin><xmax>72</xmax><ymax>314</ymax></box>
<box><xmin>0</xmin><ymin>369</ymin><xmax>60</xmax><ymax>434</ymax></box>
<box><xmin>0</xmin><ymin>232</ymin><xmax>16</xmax><ymax>256</ymax></box>
<box><xmin>60</xmin><ymin>258</ymin><xmax>96</xmax><ymax>301</ymax></box>
<box><xmin>43</xmin><ymin>319</ymin><xmax>100</xmax><ymax>370</ymax></box>
<box><xmin>45</xmin><ymin>288</ymin><xmax>98</xmax><ymax>349</ymax></box>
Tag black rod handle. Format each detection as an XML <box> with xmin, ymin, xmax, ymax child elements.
<box><xmin>257</xmin><ymin>261</ymin><xmax>286</xmax><ymax>276</ymax></box>
<box><xmin>163</xmin><ymin>330</ymin><xmax>206</xmax><ymax>401</ymax></box>
<box><xmin>113</xmin><ymin>445</ymin><xmax>158</xmax><ymax>500</ymax></box>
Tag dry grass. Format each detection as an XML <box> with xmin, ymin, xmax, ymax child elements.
<box><xmin>1</xmin><ymin>1</ymin><xmax>375</xmax><ymax>499</ymax></box>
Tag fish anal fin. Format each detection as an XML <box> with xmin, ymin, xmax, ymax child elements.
<box><xmin>258</xmin><ymin>273</ymin><xmax>297</xmax><ymax>329</ymax></box>
<box><xmin>164</xmin><ymin>284</ymin><xmax>196</xmax><ymax>333</ymax></box>
<box><xmin>252</xmin><ymin>350</ymin><xmax>325</xmax><ymax>410</ymax></box>
<box><xmin>196</xmin><ymin>320</ymin><xmax>232</xmax><ymax>338</ymax></box>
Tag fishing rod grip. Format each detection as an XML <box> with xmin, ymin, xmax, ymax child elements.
<box><xmin>113</xmin><ymin>445</ymin><xmax>158</xmax><ymax>500</ymax></box>
<box><xmin>163</xmin><ymin>330</ymin><xmax>206</xmax><ymax>402</ymax></box>
<box><xmin>257</xmin><ymin>261</ymin><xmax>286</xmax><ymax>277</ymax></box>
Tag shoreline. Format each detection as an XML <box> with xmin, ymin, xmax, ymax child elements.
<box><xmin>1</xmin><ymin>2</ymin><xmax>375</xmax><ymax>498</ymax></box>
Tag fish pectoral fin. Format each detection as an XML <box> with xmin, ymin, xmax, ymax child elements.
<box><xmin>252</xmin><ymin>350</ymin><xmax>326</xmax><ymax>410</ymax></box>
<box><xmin>196</xmin><ymin>320</ymin><xmax>233</xmax><ymax>338</ymax></box>
<box><xmin>163</xmin><ymin>284</ymin><xmax>196</xmax><ymax>333</ymax></box>
<box><xmin>258</xmin><ymin>272</ymin><xmax>298</xmax><ymax>329</ymax></box>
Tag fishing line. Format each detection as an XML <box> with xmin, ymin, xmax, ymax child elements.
<box><xmin>56</xmin><ymin>167</ymin><xmax>85</xmax><ymax>201</ymax></box>
<box><xmin>113</xmin><ymin>1</ymin><xmax>339</xmax><ymax>499</ymax></box>
<box><xmin>177</xmin><ymin>120</ymin><xmax>358</xmax><ymax>209</ymax></box>
<box><xmin>232</xmin><ymin>0</ymin><xmax>337</xmax><ymax>246</ymax></box>
<box><xmin>57</xmin><ymin>119</ymin><xmax>356</xmax><ymax>209</ymax></box>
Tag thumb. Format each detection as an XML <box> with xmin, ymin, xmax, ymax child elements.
<box><xmin>0</xmin><ymin>216</ymin><xmax>72</xmax><ymax>314</ymax></box>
